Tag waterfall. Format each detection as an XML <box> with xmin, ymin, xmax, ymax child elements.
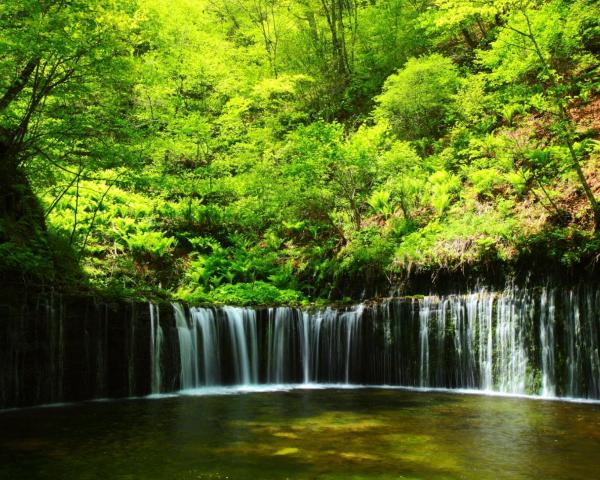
<box><xmin>345</xmin><ymin>305</ymin><xmax>363</xmax><ymax>383</ymax></box>
<box><xmin>566</xmin><ymin>289</ymin><xmax>581</xmax><ymax>397</ymax></box>
<box><xmin>6</xmin><ymin>283</ymin><xmax>600</xmax><ymax>409</ymax></box>
<box><xmin>308</xmin><ymin>309</ymin><xmax>325</xmax><ymax>382</ymax></box>
<box><xmin>223</xmin><ymin>307</ymin><xmax>258</xmax><ymax>385</ymax></box>
<box><xmin>477</xmin><ymin>292</ymin><xmax>494</xmax><ymax>391</ymax></box>
<box><xmin>301</xmin><ymin>311</ymin><xmax>310</xmax><ymax>383</ymax></box>
<box><xmin>162</xmin><ymin>286</ymin><xmax>600</xmax><ymax>398</ymax></box>
<box><xmin>267</xmin><ymin>307</ymin><xmax>288</xmax><ymax>383</ymax></box>
<box><xmin>191</xmin><ymin>307</ymin><xmax>220</xmax><ymax>385</ymax></box>
<box><xmin>564</xmin><ymin>288</ymin><xmax>600</xmax><ymax>398</ymax></box>
<box><xmin>418</xmin><ymin>298</ymin><xmax>430</xmax><ymax>387</ymax></box>
<box><xmin>456</xmin><ymin>295</ymin><xmax>472</xmax><ymax>388</ymax></box>
<box><xmin>149</xmin><ymin>304</ymin><xmax>163</xmax><ymax>394</ymax></box>
<box><xmin>303</xmin><ymin>306</ymin><xmax>363</xmax><ymax>384</ymax></box>
<box><xmin>540</xmin><ymin>288</ymin><xmax>556</xmax><ymax>397</ymax></box>
<box><xmin>173</xmin><ymin>303</ymin><xmax>199</xmax><ymax>389</ymax></box>
<box><xmin>495</xmin><ymin>289</ymin><xmax>527</xmax><ymax>394</ymax></box>
<box><xmin>586</xmin><ymin>290</ymin><xmax>600</xmax><ymax>397</ymax></box>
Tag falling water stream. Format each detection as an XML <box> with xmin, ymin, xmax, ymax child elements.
<box><xmin>2</xmin><ymin>284</ymin><xmax>600</xmax><ymax>408</ymax></box>
<box><xmin>160</xmin><ymin>285</ymin><xmax>600</xmax><ymax>399</ymax></box>
<box><xmin>149</xmin><ymin>304</ymin><xmax>163</xmax><ymax>394</ymax></box>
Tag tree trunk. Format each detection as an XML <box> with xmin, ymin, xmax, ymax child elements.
<box><xmin>0</xmin><ymin>141</ymin><xmax>47</xmax><ymax>239</ymax></box>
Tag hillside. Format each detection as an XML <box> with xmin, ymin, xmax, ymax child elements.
<box><xmin>1</xmin><ymin>0</ymin><xmax>600</xmax><ymax>304</ymax></box>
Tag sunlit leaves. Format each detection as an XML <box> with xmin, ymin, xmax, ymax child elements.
<box><xmin>375</xmin><ymin>54</ymin><xmax>461</xmax><ymax>140</ymax></box>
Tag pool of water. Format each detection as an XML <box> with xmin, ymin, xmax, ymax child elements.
<box><xmin>1</xmin><ymin>387</ymin><xmax>600</xmax><ymax>479</ymax></box>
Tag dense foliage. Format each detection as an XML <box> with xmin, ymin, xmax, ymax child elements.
<box><xmin>1</xmin><ymin>0</ymin><xmax>599</xmax><ymax>303</ymax></box>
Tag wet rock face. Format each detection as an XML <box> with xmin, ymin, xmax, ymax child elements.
<box><xmin>0</xmin><ymin>296</ymin><xmax>181</xmax><ymax>409</ymax></box>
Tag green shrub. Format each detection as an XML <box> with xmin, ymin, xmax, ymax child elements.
<box><xmin>125</xmin><ymin>231</ymin><xmax>178</xmax><ymax>258</ymax></box>
<box><xmin>175</xmin><ymin>281</ymin><xmax>305</xmax><ymax>306</ymax></box>
<box><xmin>367</xmin><ymin>190</ymin><xmax>394</xmax><ymax>218</ymax></box>
<box><xmin>376</xmin><ymin>54</ymin><xmax>460</xmax><ymax>140</ymax></box>
<box><xmin>469</xmin><ymin>168</ymin><xmax>503</xmax><ymax>198</ymax></box>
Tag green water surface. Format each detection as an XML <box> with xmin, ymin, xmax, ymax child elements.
<box><xmin>1</xmin><ymin>388</ymin><xmax>599</xmax><ymax>479</ymax></box>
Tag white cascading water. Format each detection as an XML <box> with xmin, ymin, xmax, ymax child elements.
<box><xmin>476</xmin><ymin>292</ymin><xmax>494</xmax><ymax>391</ymax></box>
<box><xmin>566</xmin><ymin>289</ymin><xmax>581</xmax><ymax>397</ymax></box>
<box><xmin>495</xmin><ymin>289</ymin><xmax>528</xmax><ymax>394</ymax></box>
<box><xmin>173</xmin><ymin>303</ymin><xmax>198</xmax><ymax>389</ymax></box>
<box><xmin>450</xmin><ymin>294</ymin><xmax>476</xmax><ymax>388</ymax></box>
<box><xmin>191</xmin><ymin>307</ymin><xmax>220</xmax><ymax>385</ymax></box>
<box><xmin>418</xmin><ymin>298</ymin><xmax>431</xmax><ymax>387</ymax></box>
<box><xmin>434</xmin><ymin>299</ymin><xmax>447</xmax><ymax>387</ymax></box>
<box><xmin>223</xmin><ymin>306</ymin><xmax>258</xmax><ymax>385</ymax></box>
<box><xmin>306</xmin><ymin>308</ymin><xmax>327</xmax><ymax>382</ymax></box>
<box><xmin>149</xmin><ymin>304</ymin><xmax>163</xmax><ymax>394</ymax></box>
<box><xmin>301</xmin><ymin>311</ymin><xmax>310</xmax><ymax>383</ymax></box>
<box><xmin>345</xmin><ymin>306</ymin><xmax>363</xmax><ymax>383</ymax></box>
<box><xmin>539</xmin><ymin>288</ymin><xmax>556</xmax><ymax>397</ymax></box>
<box><xmin>267</xmin><ymin>307</ymin><xmax>288</xmax><ymax>383</ymax></box>
<box><xmin>154</xmin><ymin>286</ymin><xmax>600</xmax><ymax>400</ymax></box>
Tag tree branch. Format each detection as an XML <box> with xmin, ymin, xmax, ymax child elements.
<box><xmin>0</xmin><ymin>58</ymin><xmax>40</xmax><ymax>112</ymax></box>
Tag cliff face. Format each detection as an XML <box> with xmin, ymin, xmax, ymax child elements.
<box><xmin>0</xmin><ymin>295</ymin><xmax>179</xmax><ymax>409</ymax></box>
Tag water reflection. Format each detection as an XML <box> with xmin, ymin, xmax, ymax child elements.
<box><xmin>1</xmin><ymin>389</ymin><xmax>600</xmax><ymax>479</ymax></box>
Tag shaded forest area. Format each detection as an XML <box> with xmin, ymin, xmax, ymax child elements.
<box><xmin>1</xmin><ymin>0</ymin><xmax>600</xmax><ymax>304</ymax></box>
